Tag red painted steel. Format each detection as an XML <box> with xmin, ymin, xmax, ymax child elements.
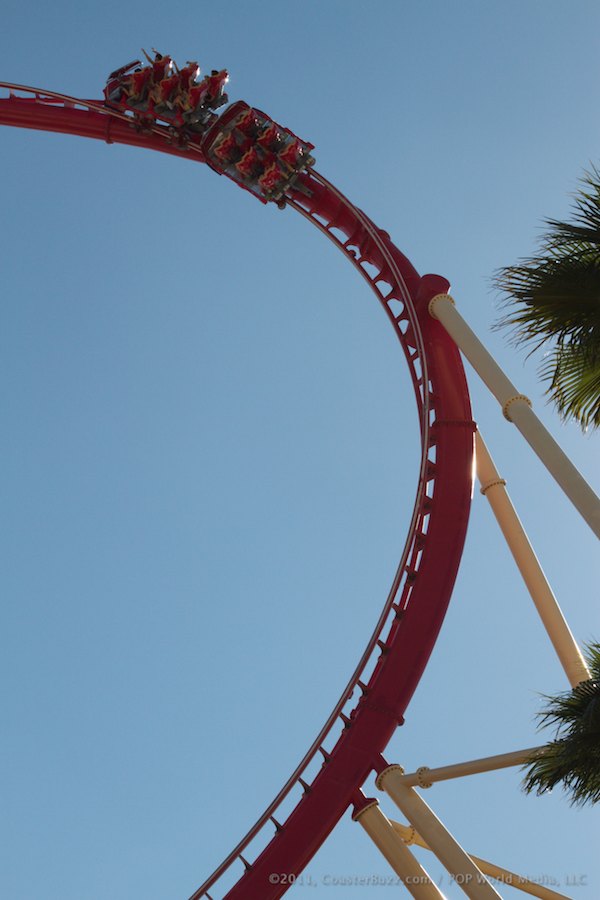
<box><xmin>0</xmin><ymin>85</ymin><xmax>474</xmax><ymax>900</ymax></box>
<box><xmin>0</xmin><ymin>87</ymin><xmax>206</xmax><ymax>163</ymax></box>
<box><xmin>210</xmin><ymin>184</ymin><xmax>474</xmax><ymax>900</ymax></box>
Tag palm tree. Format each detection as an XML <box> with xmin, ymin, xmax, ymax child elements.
<box><xmin>522</xmin><ymin>643</ymin><xmax>600</xmax><ymax>805</ymax></box>
<box><xmin>494</xmin><ymin>167</ymin><xmax>600</xmax><ymax>430</ymax></box>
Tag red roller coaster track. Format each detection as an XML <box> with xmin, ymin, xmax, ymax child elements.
<box><xmin>0</xmin><ymin>82</ymin><xmax>475</xmax><ymax>900</ymax></box>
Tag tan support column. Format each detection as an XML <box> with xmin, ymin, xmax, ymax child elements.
<box><xmin>377</xmin><ymin>765</ymin><xmax>502</xmax><ymax>899</ymax></box>
<box><xmin>428</xmin><ymin>293</ymin><xmax>600</xmax><ymax>540</ymax></box>
<box><xmin>353</xmin><ymin>798</ymin><xmax>446</xmax><ymax>898</ymax></box>
<box><xmin>395</xmin><ymin>746</ymin><xmax>544</xmax><ymax>788</ymax></box>
<box><xmin>391</xmin><ymin>821</ymin><xmax>572</xmax><ymax>900</ymax></box>
<box><xmin>476</xmin><ymin>430</ymin><xmax>590</xmax><ymax>686</ymax></box>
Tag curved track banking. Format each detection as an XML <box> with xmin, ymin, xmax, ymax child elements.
<box><xmin>0</xmin><ymin>84</ymin><xmax>475</xmax><ymax>900</ymax></box>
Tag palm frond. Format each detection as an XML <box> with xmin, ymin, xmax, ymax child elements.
<box><xmin>544</xmin><ymin>166</ymin><xmax>600</xmax><ymax>251</ymax></box>
<box><xmin>522</xmin><ymin>737</ymin><xmax>600</xmax><ymax>806</ymax></box>
<box><xmin>522</xmin><ymin>643</ymin><xmax>600</xmax><ymax>805</ymax></box>
<box><xmin>539</xmin><ymin>345</ymin><xmax>600</xmax><ymax>429</ymax></box>
<box><xmin>495</xmin><ymin>256</ymin><xmax>600</xmax><ymax>345</ymax></box>
<box><xmin>493</xmin><ymin>166</ymin><xmax>600</xmax><ymax>429</ymax></box>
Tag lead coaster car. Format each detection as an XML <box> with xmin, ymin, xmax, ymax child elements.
<box><xmin>103</xmin><ymin>60</ymin><xmax>226</xmax><ymax>134</ymax></box>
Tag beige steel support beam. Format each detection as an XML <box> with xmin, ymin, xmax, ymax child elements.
<box><xmin>395</xmin><ymin>746</ymin><xmax>545</xmax><ymax>788</ymax></box>
<box><xmin>428</xmin><ymin>294</ymin><xmax>600</xmax><ymax>540</ymax></box>
<box><xmin>476</xmin><ymin>430</ymin><xmax>590</xmax><ymax>687</ymax></box>
<box><xmin>391</xmin><ymin>821</ymin><xmax>572</xmax><ymax>900</ymax></box>
<box><xmin>353</xmin><ymin>798</ymin><xmax>446</xmax><ymax>898</ymax></box>
<box><xmin>377</xmin><ymin>764</ymin><xmax>502</xmax><ymax>899</ymax></box>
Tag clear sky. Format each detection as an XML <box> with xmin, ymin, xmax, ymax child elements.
<box><xmin>1</xmin><ymin>2</ymin><xmax>599</xmax><ymax>898</ymax></box>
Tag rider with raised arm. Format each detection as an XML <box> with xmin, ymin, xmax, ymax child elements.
<box><xmin>142</xmin><ymin>48</ymin><xmax>174</xmax><ymax>84</ymax></box>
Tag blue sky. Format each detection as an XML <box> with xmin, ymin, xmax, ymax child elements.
<box><xmin>1</xmin><ymin>2</ymin><xmax>599</xmax><ymax>898</ymax></box>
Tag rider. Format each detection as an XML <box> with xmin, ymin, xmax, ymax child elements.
<box><xmin>186</xmin><ymin>80</ymin><xmax>209</xmax><ymax>112</ymax></box>
<box><xmin>257</xmin><ymin>122</ymin><xmax>282</xmax><ymax>152</ymax></box>
<box><xmin>127</xmin><ymin>66</ymin><xmax>152</xmax><ymax>105</ymax></box>
<box><xmin>235</xmin><ymin>145</ymin><xmax>262</xmax><ymax>180</ymax></box>
<box><xmin>204</xmin><ymin>69</ymin><xmax>229</xmax><ymax>108</ymax></box>
<box><xmin>174</xmin><ymin>61</ymin><xmax>201</xmax><ymax>119</ymax></box>
<box><xmin>142</xmin><ymin>48</ymin><xmax>174</xmax><ymax>84</ymax></box>
<box><xmin>213</xmin><ymin>132</ymin><xmax>241</xmax><ymax>164</ymax></box>
<box><xmin>234</xmin><ymin>106</ymin><xmax>260</xmax><ymax>137</ymax></box>
<box><xmin>178</xmin><ymin>60</ymin><xmax>201</xmax><ymax>92</ymax></box>
<box><xmin>149</xmin><ymin>67</ymin><xmax>180</xmax><ymax>110</ymax></box>
<box><xmin>258</xmin><ymin>159</ymin><xmax>287</xmax><ymax>195</ymax></box>
<box><xmin>278</xmin><ymin>138</ymin><xmax>307</xmax><ymax>170</ymax></box>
